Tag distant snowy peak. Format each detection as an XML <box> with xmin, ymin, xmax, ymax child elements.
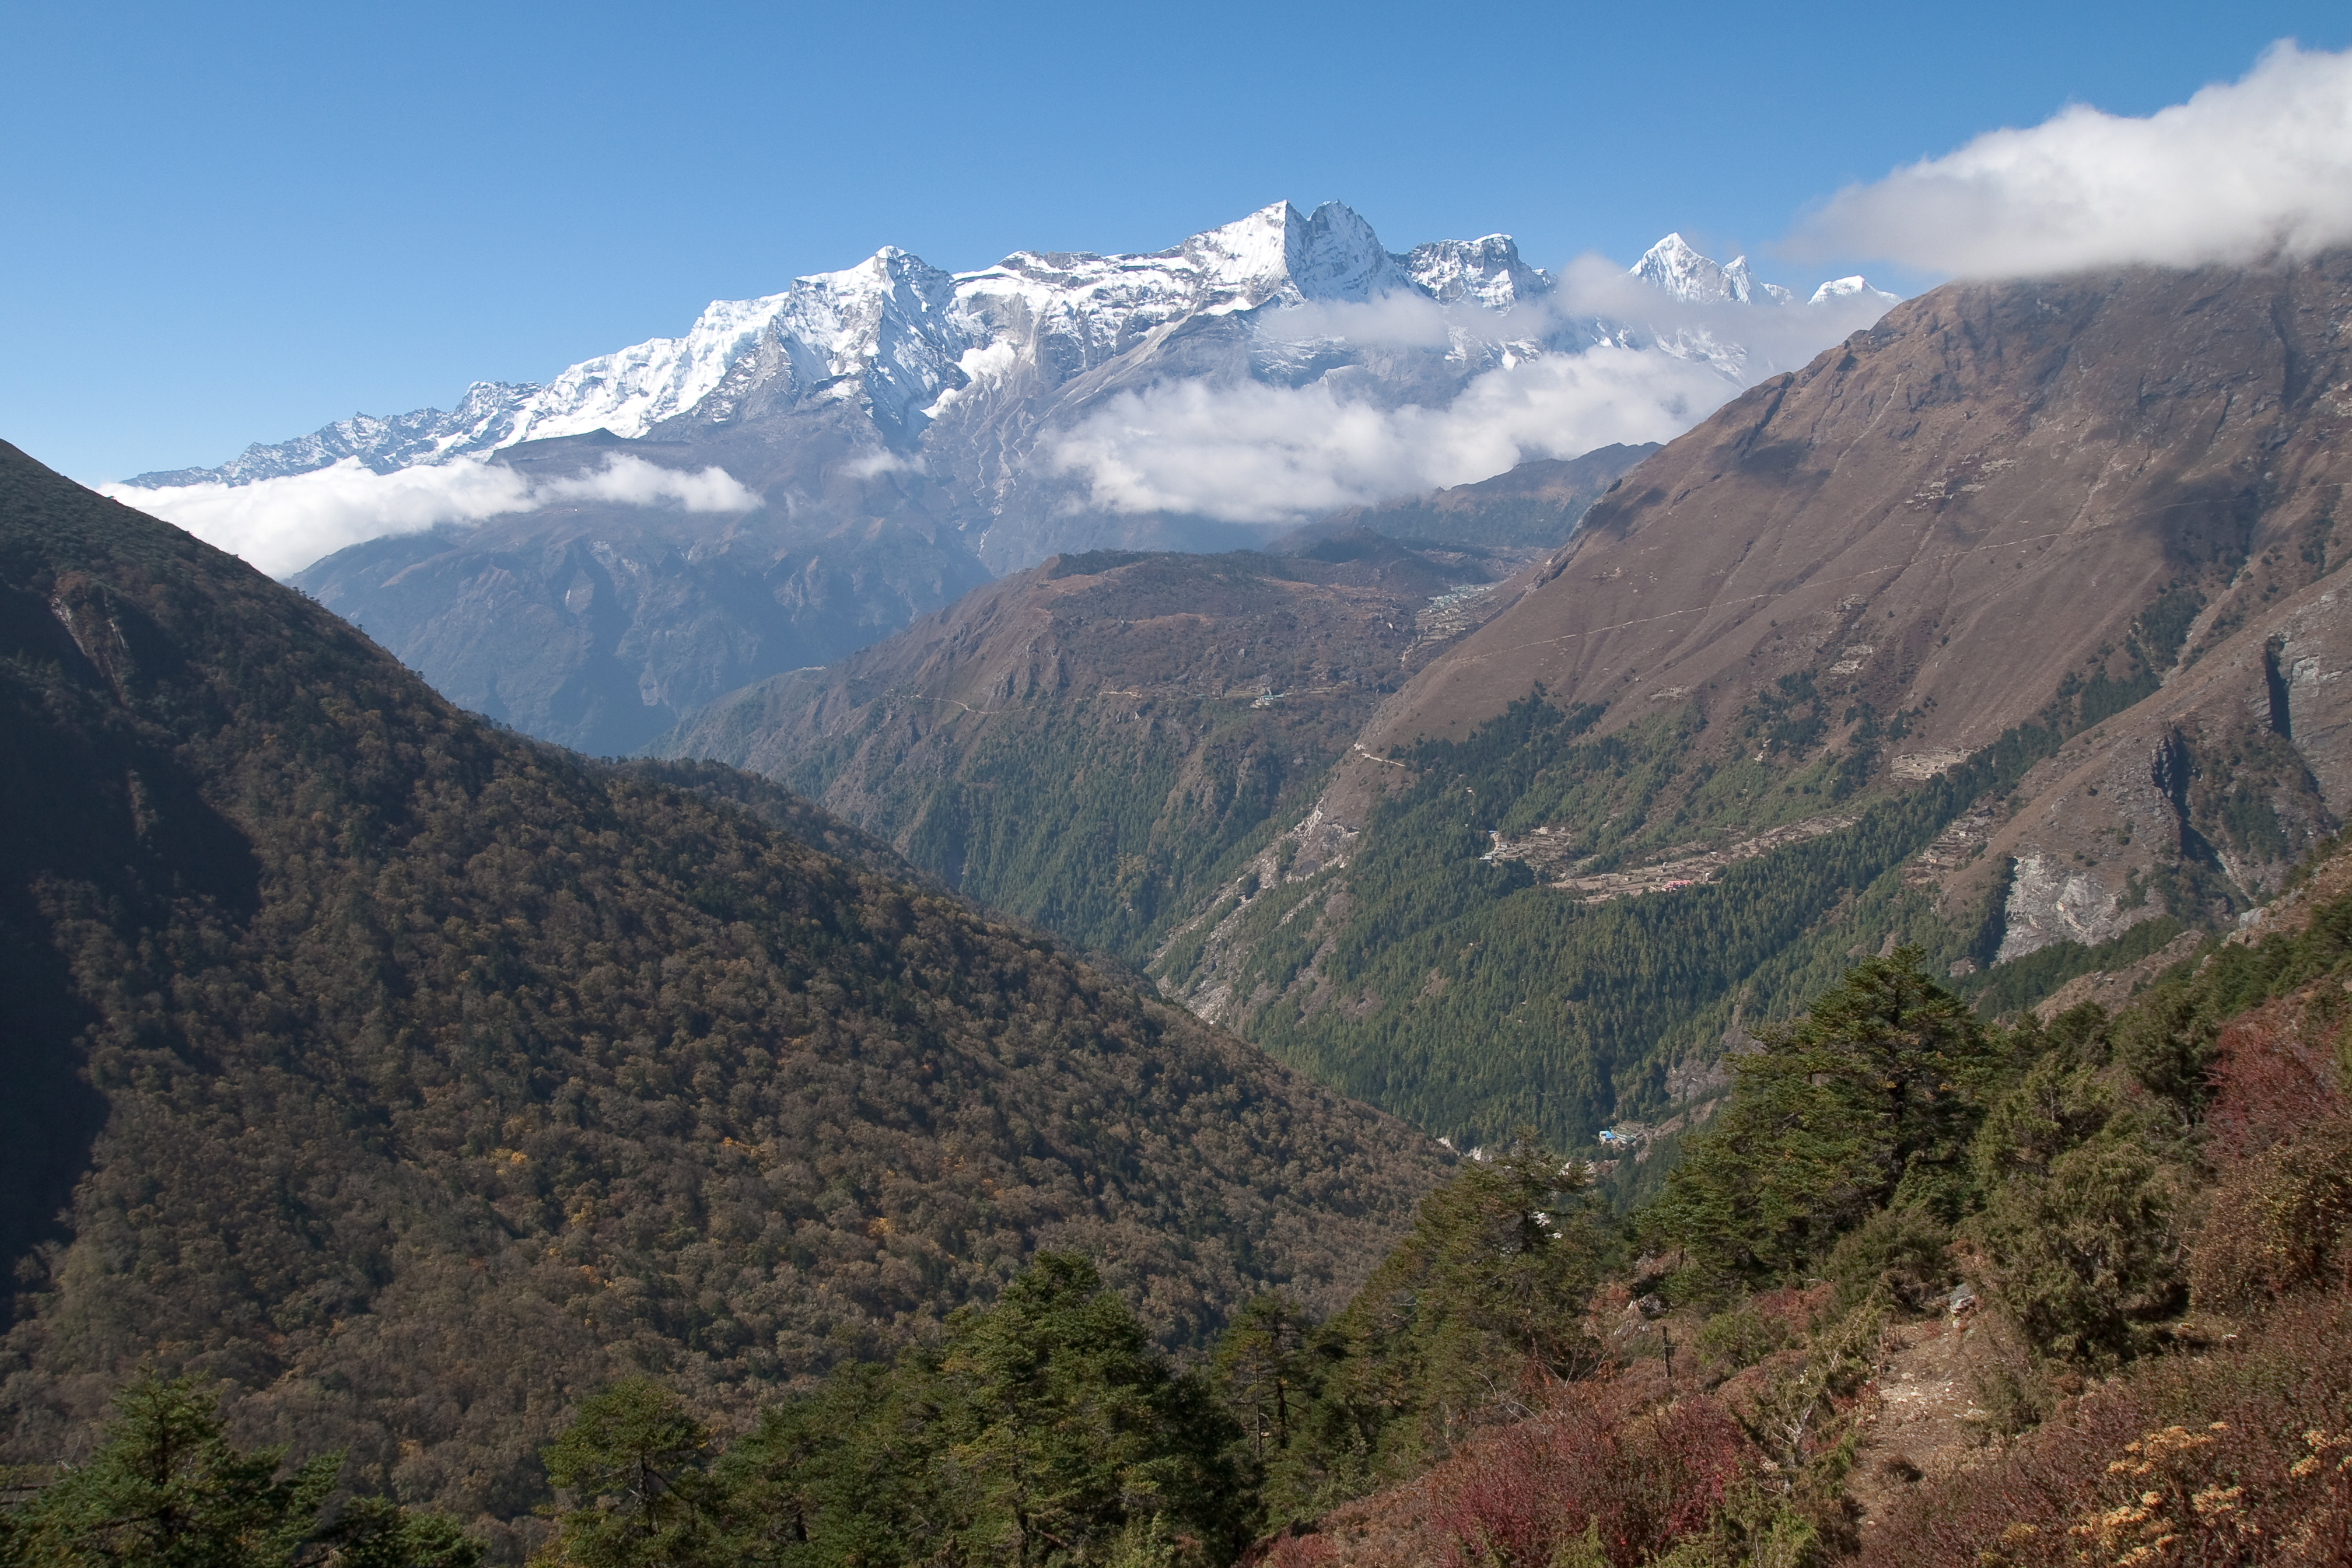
<box><xmin>1633</xmin><ymin>234</ymin><xmax>1749</xmax><ymax>303</ymax></box>
<box><xmin>129</xmin><ymin>382</ymin><xmax>542</xmax><ymax>489</ymax></box>
<box><xmin>134</xmin><ymin>204</ymin><xmax>1899</xmax><ymax>493</ymax></box>
<box><xmin>1408</xmin><ymin>235</ymin><xmax>1550</xmax><ymax>309</ymax></box>
<box><xmin>513</xmin><ymin>246</ymin><xmax>965</xmax><ymax>447</ymax></box>
<box><xmin>135</xmin><ymin>200</ymin><xmax>1564</xmax><ymax>487</ymax></box>
<box><xmin>1629</xmin><ymin>232</ymin><xmax>1884</xmax><ymax>309</ymax></box>
<box><xmin>1809</xmin><ymin>275</ymin><xmax>1903</xmax><ymax>306</ymax></box>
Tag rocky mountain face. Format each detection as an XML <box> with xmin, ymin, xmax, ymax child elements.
<box><xmin>1138</xmin><ymin>249</ymin><xmax>2352</xmax><ymax>1156</ymax></box>
<box><xmin>0</xmin><ymin>441</ymin><xmax>1446</xmax><ymax>1548</ymax></box>
<box><xmin>135</xmin><ymin>208</ymin><xmax>1891</xmax><ymax>755</ymax></box>
<box><xmin>646</xmin><ymin>520</ymin><xmax>1568</xmax><ymax>964</ymax></box>
<box><xmin>288</xmin><ymin>425</ymin><xmax>993</xmax><ymax>755</ymax></box>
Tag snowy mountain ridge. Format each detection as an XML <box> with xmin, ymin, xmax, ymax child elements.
<box><xmin>131</xmin><ymin>204</ymin><xmax>1883</xmax><ymax>492</ymax></box>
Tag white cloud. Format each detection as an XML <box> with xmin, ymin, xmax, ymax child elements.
<box><xmin>1044</xmin><ymin>345</ymin><xmax>1739</xmax><ymax>523</ymax></box>
<box><xmin>1793</xmin><ymin>40</ymin><xmax>2352</xmax><ymax>277</ymax></box>
<box><xmin>104</xmin><ymin>454</ymin><xmax>758</xmax><ymax>578</ymax></box>
<box><xmin>1045</xmin><ymin>265</ymin><xmax>1901</xmax><ymax>523</ymax></box>
<box><xmin>838</xmin><ymin>447</ymin><xmax>925</xmax><ymax>479</ymax></box>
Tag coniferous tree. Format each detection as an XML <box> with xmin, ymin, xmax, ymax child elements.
<box><xmin>1648</xmin><ymin>950</ymin><xmax>1994</xmax><ymax>1290</ymax></box>
<box><xmin>1210</xmin><ymin>1296</ymin><xmax>1307</xmax><ymax>1466</ymax></box>
<box><xmin>3</xmin><ymin>1373</ymin><xmax>476</xmax><ymax>1568</ymax></box>
<box><xmin>539</xmin><ymin>1381</ymin><xmax>720</xmax><ymax>1568</ymax></box>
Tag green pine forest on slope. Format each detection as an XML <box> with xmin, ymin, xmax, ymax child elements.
<box><xmin>1161</xmin><ymin>565</ymin><xmax>2286</xmax><ymax>1178</ymax></box>
<box><xmin>20</xmin><ymin>830</ymin><xmax>2348</xmax><ymax>1567</ymax></box>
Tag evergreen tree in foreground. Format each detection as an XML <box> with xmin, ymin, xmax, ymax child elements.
<box><xmin>2</xmin><ymin>1373</ymin><xmax>477</xmax><ymax>1568</ymax></box>
<box><xmin>537</xmin><ymin>1254</ymin><xmax>1241</xmax><ymax>1568</ymax></box>
<box><xmin>1647</xmin><ymin>949</ymin><xmax>1996</xmax><ymax>1292</ymax></box>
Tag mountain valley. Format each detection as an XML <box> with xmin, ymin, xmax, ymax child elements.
<box><xmin>1118</xmin><ymin>249</ymin><xmax>2352</xmax><ymax>1167</ymax></box>
<box><xmin>643</xmin><ymin>451</ymin><xmax>1655</xmax><ymax>963</ymax></box>
<box><xmin>0</xmin><ymin>442</ymin><xmax>1447</xmax><ymax>1553</ymax></box>
<box><xmin>123</xmin><ymin>208</ymin><xmax>1889</xmax><ymax>757</ymax></box>
<box><xmin>18</xmin><ymin>197</ymin><xmax>2352</xmax><ymax>1568</ymax></box>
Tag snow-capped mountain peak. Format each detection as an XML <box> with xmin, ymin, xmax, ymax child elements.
<box><xmin>1631</xmin><ymin>233</ymin><xmax>1729</xmax><ymax>301</ymax></box>
<box><xmin>1809</xmin><ymin>274</ymin><xmax>1903</xmax><ymax>307</ymax></box>
<box><xmin>1630</xmin><ymin>233</ymin><xmax>1890</xmax><ymax>312</ymax></box>
<box><xmin>134</xmin><ymin>206</ymin><xmax>1905</xmax><ymax>500</ymax></box>
<box><xmin>1406</xmin><ymin>235</ymin><xmax>1549</xmax><ymax>309</ymax></box>
<box><xmin>1632</xmin><ymin>233</ymin><xmax>1786</xmax><ymax>305</ymax></box>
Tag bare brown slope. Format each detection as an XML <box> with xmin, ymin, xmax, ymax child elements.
<box><xmin>1348</xmin><ymin>254</ymin><xmax>2352</xmax><ymax>805</ymax></box>
<box><xmin>1298</xmin><ymin>442</ymin><xmax>1660</xmax><ymax>550</ymax></box>
<box><xmin>656</xmin><ymin>532</ymin><xmax>1524</xmax><ymax>778</ymax></box>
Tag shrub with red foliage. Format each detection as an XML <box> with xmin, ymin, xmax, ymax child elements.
<box><xmin>2203</xmin><ymin>998</ymin><xmax>2346</xmax><ymax>1158</ymax></box>
<box><xmin>2193</xmin><ymin>1000</ymin><xmax>2352</xmax><ymax>1310</ymax></box>
<box><xmin>1861</xmin><ymin>1292</ymin><xmax>2352</xmax><ymax>1566</ymax></box>
<box><xmin>1422</xmin><ymin>1382</ymin><xmax>1749</xmax><ymax>1568</ymax></box>
<box><xmin>1255</xmin><ymin>1525</ymin><xmax>1340</xmax><ymax>1568</ymax></box>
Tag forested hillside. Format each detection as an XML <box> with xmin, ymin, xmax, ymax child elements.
<box><xmin>0</xmin><ymin>441</ymin><xmax>1446</xmax><ymax>1555</ymax></box>
<box><xmin>27</xmin><ymin>836</ymin><xmax>2326</xmax><ymax>1566</ymax></box>
<box><xmin>1228</xmin><ymin>845</ymin><xmax>2352</xmax><ymax>1564</ymax></box>
<box><xmin>650</xmin><ymin>533</ymin><xmax>1536</xmax><ymax>964</ymax></box>
<box><xmin>1157</xmin><ymin>250</ymin><xmax>2352</xmax><ymax>1165</ymax></box>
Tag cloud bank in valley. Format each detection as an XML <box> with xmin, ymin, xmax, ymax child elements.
<box><xmin>1794</xmin><ymin>40</ymin><xmax>2352</xmax><ymax>278</ymax></box>
<box><xmin>106</xmin><ymin>454</ymin><xmax>758</xmax><ymax>578</ymax></box>
<box><xmin>1046</xmin><ymin>268</ymin><xmax>1898</xmax><ymax>524</ymax></box>
<box><xmin>1045</xmin><ymin>347</ymin><xmax>1733</xmax><ymax>523</ymax></box>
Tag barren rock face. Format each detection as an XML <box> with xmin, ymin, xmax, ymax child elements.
<box><xmin>1947</xmin><ymin>573</ymin><xmax>2352</xmax><ymax>956</ymax></box>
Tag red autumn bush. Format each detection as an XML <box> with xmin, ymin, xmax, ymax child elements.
<box><xmin>1423</xmin><ymin>1381</ymin><xmax>1750</xmax><ymax>1568</ymax></box>
<box><xmin>2203</xmin><ymin>999</ymin><xmax>2346</xmax><ymax>1158</ymax></box>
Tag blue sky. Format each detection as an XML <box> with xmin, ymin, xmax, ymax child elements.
<box><xmin>5</xmin><ymin>0</ymin><xmax>2346</xmax><ymax>482</ymax></box>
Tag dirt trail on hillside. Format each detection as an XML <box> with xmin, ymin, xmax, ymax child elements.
<box><xmin>1489</xmin><ymin>812</ymin><xmax>1855</xmax><ymax>902</ymax></box>
<box><xmin>1849</xmin><ymin>1310</ymin><xmax>2008</xmax><ymax>1532</ymax></box>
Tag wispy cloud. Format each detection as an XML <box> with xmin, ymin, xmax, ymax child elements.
<box><xmin>1793</xmin><ymin>40</ymin><xmax>2352</xmax><ymax>277</ymax></box>
<box><xmin>104</xmin><ymin>454</ymin><xmax>758</xmax><ymax>578</ymax></box>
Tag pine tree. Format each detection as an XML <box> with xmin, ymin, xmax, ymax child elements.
<box><xmin>4</xmin><ymin>1372</ymin><xmax>476</xmax><ymax>1568</ymax></box>
<box><xmin>540</xmin><ymin>1380</ymin><xmax>719</xmax><ymax>1568</ymax></box>
<box><xmin>1648</xmin><ymin>949</ymin><xmax>1993</xmax><ymax>1289</ymax></box>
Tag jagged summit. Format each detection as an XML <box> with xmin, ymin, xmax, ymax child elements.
<box><xmin>120</xmin><ymin>204</ymin><xmax>1906</xmax><ymax>755</ymax></box>
<box><xmin>131</xmin><ymin>205</ymin><xmax>1882</xmax><ymax>495</ymax></box>
<box><xmin>1630</xmin><ymin>232</ymin><xmax>1885</xmax><ymax>307</ymax></box>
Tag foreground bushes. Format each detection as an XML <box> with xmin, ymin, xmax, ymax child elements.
<box><xmin>1863</xmin><ymin>1294</ymin><xmax>2352</xmax><ymax>1566</ymax></box>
